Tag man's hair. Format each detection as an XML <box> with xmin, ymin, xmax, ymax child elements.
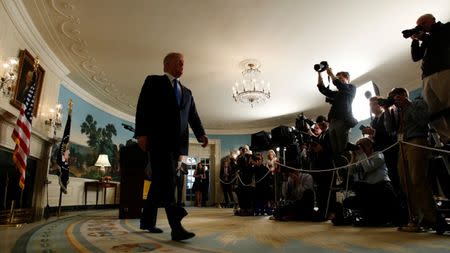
<box><xmin>356</xmin><ymin>137</ymin><xmax>374</xmax><ymax>150</ymax></box>
<box><xmin>418</xmin><ymin>14</ymin><xmax>435</xmax><ymax>23</ymax></box>
<box><xmin>389</xmin><ymin>87</ymin><xmax>409</xmax><ymax>98</ymax></box>
<box><xmin>336</xmin><ymin>71</ymin><xmax>350</xmax><ymax>80</ymax></box>
<box><xmin>369</xmin><ymin>96</ymin><xmax>382</xmax><ymax>103</ymax></box>
<box><xmin>315</xmin><ymin>115</ymin><xmax>327</xmax><ymax>123</ymax></box>
<box><xmin>163</xmin><ymin>52</ymin><xmax>182</xmax><ymax>66</ymax></box>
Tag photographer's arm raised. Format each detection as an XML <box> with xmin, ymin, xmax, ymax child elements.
<box><xmin>317</xmin><ymin>72</ymin><xmax>336</xmax><ymax>97</ymax></box>
<box><xmin>317</xmin><ymin>72</ymin><xmax>324</xmax><ymax>86</ymax></box>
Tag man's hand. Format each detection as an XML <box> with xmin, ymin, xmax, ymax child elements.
<box><xmin>177</xmin><ymin>155</ymin><xmax>185</xmax><ymax>170</ymax></box>
<box><xmin>361</xmin><ymin>127</ymin><xmax>375</xmax><ymax>136</ymax></box>
<box><xmin>326</xmin><ymin>68</ymin><xmax>335</xmax><ymax>80</ymax></box>
<box><xmin>411</xmin><ymin>31</ymin><xmax>425</xmax><ymax>41</ymax></box>
<box><xmin>137</xmin><ymin>136</ymin><xmax>148</xmax><ymax>151</ymax></box>
<box><xmin>199</xmin><ymin>135</ymin><xmax>209</xmax><ymax>147</ymax></box>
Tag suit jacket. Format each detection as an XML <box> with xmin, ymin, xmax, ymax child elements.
<box><xmin>135</xmin><ymin>74</ymin><xmax>206</xmax><ymax>155</ymax></box>
<box><xmin>370</xmin><ymin>112</ymin><xmax>396</xmax><ymax>151</ymax></box>
<box><xmin>318</xmin><ymin>79</ymin><xmax>356</xmax><ymax>127</ymax></box>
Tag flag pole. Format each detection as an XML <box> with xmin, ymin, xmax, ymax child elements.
<box><xmin>57</xmin><ymin>189</ymin><xmax>62</xmax><ymax>217</ymax></box>
<box><xmin>19</xmin><ymin>189</ymin><xmax>23</xmax><ymax>208</ymax></box>
<box><xmin>3</xmin><ymin>170</ymin><xmax>8</xmax><ymax>209</ymax></box>
<box><xmin>56</xmin><ymin>99</ymin><xmax>73</xmax><ymax>218</ymax></box>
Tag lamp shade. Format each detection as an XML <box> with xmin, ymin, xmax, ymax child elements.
<box><xmin>95</xmin><ymin>154</ymin><xmax>111</xmax><ymax>167</ymax></box>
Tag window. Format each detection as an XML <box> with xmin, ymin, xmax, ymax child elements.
<box><xmin>352</xmin><ymin>81</ymin><xmax>378</xmax><ymax>122</ymax></box>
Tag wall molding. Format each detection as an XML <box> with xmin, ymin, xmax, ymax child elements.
<box><xmin>1</xmin><ymin>0</ymin><xmax>134</xmax><ymax>123</ymax></box>
<box><xmin>2</xmin><ymin>0</ymin><xmax>70</xmax><ymax>77</ymax></box>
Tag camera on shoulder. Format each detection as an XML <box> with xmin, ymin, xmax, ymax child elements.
<box><xmin>377</xmin><ymin>97</ymin><xmax>395</xmax><ymax>107</ymax></box>
<box><xmin>359</xmin><ymin>125</ymin><xmax>367</xmax><ymax>131</ymax></box>
<box><xmin>314</xmin><ymin>61</ymin><xmax>328</xmax><ymax>72</ymax></box>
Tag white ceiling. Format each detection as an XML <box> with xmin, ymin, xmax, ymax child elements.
<box><xmin>22</xmin><ymin>0</ymin><xmax>450</xmax><ymax>132</ymax></box>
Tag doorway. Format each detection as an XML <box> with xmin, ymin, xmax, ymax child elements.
<box><xmin>184</xmin><ymin>157</ymin><xmax>210</xmax><ymax>207</ymax></box>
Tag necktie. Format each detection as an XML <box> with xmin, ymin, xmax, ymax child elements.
<box><xmin>173</xmin><ymin>79</ymin><xmax>181</xmax><ymax>106</ymax></box>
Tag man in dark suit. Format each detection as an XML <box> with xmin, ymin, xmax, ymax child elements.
<box><xmin>361</xmin><ymin>96</ymin><xmax>400</xmax><ymax>194</ymax></box>
<box><xmin>135</xmin><ymin>52</ymin><xmax>208</xmax><ymax>241</ymax></box>
<box><xmin>316</xmin><ymin>68</ymin><xmax>356</xmax><ymax>157</ymax></box>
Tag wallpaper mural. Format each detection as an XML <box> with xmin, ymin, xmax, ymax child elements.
<box><xmin>49</xmin><ymin>85</ymin><xmax>135</xmax><ymax>181</ymax></box>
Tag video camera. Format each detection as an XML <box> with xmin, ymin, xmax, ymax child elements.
<box><xmin>359</xmin><ymin>125</ymin><xmax>367</xmax><ymax>131</ymax></box>
<box><xmin>377</xmin><ymin>97</ymin><xmax>395</xmax><ymax>107</ymax></box>
<box><xmin>402</xmin><ymin>26</ymin><xmax>423</xmax><ymax>39</ymax></box>
<box><xmin>294</xmin><ymin>113</ymin><xmax>316</xmax><ymax>145</ymax></box>
<box><xmin>295</xmin><ymin>113</ymin><xmax>315</xmax><ymax>132</ymax></box>
<box><xmin>314</xmin><ymin>61</ymin><xmax>329</xmax><ymax>72</ymax></box>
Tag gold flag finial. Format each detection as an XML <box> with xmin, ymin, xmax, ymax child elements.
<box><xmin>68</xmin><ymin>98</ymin><xmax>73</xmax><ymax>116</ymax></box>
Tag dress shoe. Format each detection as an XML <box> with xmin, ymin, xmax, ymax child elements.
<box><xmin>398</xmin><ymin>222</ymin><xmax>423</xmax><ymax>232</ymax></box>
<box><xmin>140</xmin><ymin>224</ymin><xmax>163</xmax><ymax>233</ymax></box>
<box><xmin>171</xmin><ymin>226</ymin><xmax>195</xmax><ymax>241</ymax></box>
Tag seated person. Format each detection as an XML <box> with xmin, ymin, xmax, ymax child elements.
<box><xmin>340</xmin><ymin>138</ymin><xmax>402</xmax><ymax>226</ymax></box>
<box><xmin>273</xmin><ymin>170</ymin><xmax>315</xmax><ymax>221</ymax></box>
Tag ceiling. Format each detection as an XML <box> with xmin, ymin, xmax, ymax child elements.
<box><xmin>22</xmin><ymin>0</ymin><xmax>450</xmax><ymax>132</ymax></box>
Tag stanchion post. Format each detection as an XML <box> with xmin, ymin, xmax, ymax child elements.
<box><xmin>57</xmin><ymin>189</ymin><xmax>62</xmax><ymax>217</ymax></box>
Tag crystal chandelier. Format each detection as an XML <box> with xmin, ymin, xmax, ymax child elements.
<box><xmin>232</xmin><ymin>59</ymin><xmax>270</xmax><ymax>107</ymax></box>
<box><xmin>0</xmin><ymin>57</ymin><xmax>19</xmax><ymax>97</ymax></box>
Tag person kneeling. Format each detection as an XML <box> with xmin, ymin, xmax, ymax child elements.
<box><xmin>272</xmin><ymin>171</ymin><xmax>315</xmax><ymax>221</ymax></box>
<box><xmin>342</xmin><ymin>138</ymin><xmax>402</xmax><ymax>226</ymax></box>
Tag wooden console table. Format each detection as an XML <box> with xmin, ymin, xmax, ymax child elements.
<box><xmin>84</xmin><ymin>181</ymin><xmax>118</xmax><ymax>207</ymax></box>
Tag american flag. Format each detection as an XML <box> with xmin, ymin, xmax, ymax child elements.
<box><xmin>11</xmin><ymin>73</ymin><xmax>37</xmax><ymax>190</ymax></box>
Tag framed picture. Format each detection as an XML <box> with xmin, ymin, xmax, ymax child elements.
<box><xmin>10</xmin><ymin>49</ymin><xmax>45</xmax><ymax>116</ymax></box>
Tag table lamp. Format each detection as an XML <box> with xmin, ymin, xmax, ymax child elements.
<box><xmin>95</xmin><ymin>154</ymin><xmax>111</xmax><ymax>180</ymax></box>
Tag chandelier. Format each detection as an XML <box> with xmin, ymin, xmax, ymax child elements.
<box><xmin>232</xmin><ymin>59</ymin><xmax>270</xmax><ymax>107</ymax></box>
<box><xmin>0</xmin><ymin>56</ymin><xmax>19</xmax><ymax>97</ymax></box>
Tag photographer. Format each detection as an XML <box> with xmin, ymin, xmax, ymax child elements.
<box><xmin>309</xmin><ymin>115</ymin><xmax>335</xmax><ymax>220</ymax></box>
<box><xmin>272</xmin><ymin>170</ymin><xmax>315</xmax><ymax>221</ymax></box>
<box><xmin>343</xmin><ymin>138</ymin><xmax>401</xmax><ymax>226</ymax></box>
<box><xmin>317</xmin><ymin>67</ymin><xmax>357</xmax><ymax>157</ymax></box>
<box><xmin>385</xmin><ymin>88</ymin><xmax>443</xmax><ymax>232</ymax></box>
<box><xmin>361</xmin><ymin>96</ymin><xmax>400</xmax><ymax>194</ymax></box>
<box><xmin>409</xmin><ymin>14</ymin><xmax>450</xmax><ymax>143</ymax></box>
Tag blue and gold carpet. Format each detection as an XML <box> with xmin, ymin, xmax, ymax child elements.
<box><xmin>12</xmin><ymin>208</ymin><xmax>450</xmax><ymax>252</ymax></box>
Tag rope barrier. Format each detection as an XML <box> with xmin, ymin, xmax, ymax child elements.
<box><xmin>219</xmin><ymin>139</ymin><xmax>448</xmax><ymax>187</ymax></box>
<box><xmin>401</xmin><ymin>140</ymin><xmax>450</xmax><ymax>154</ymax></box>
<box><xmin>218</xmin><ymin>175</ymin><xmax>238</xmax><ymax>185</ymax></box>
<box><xmin>274</xmin><ymin>139</ymin><xmax>449</xmax><ymax>173</ymax></box>
<box><xmin>276</xmin><ymin>141</ymin><xmax>400</xmax><ymax>173</ymax></box>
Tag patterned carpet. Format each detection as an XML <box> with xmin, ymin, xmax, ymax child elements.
<box><xmin>12</xmin><ymin>208</ymin><xmax>450</xmax><ymax>253</ymax></box>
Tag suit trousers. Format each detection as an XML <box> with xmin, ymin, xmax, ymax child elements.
<box><xmin>397</xmin><ymin>138</ymin><xmax>436</xmax><ymax>224</ymax></box>
<box><xmin>175</xmin><ymin>175</ymin><xmax>185</xmax><ymax>205</ymax></box>
<box><xmin>423</xmin><ymin>69</ymin><xmax>450</xmax><ymax>142</ymax></box>
<box><xmin>328</xmin><ymin>119</ymin><xmax>350</xmax><ymax>155</ymax></box>
<box><xmin>141</xmin><ymin>150</ymin><xmax>187</xmax><ymax>230</ymax></box>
